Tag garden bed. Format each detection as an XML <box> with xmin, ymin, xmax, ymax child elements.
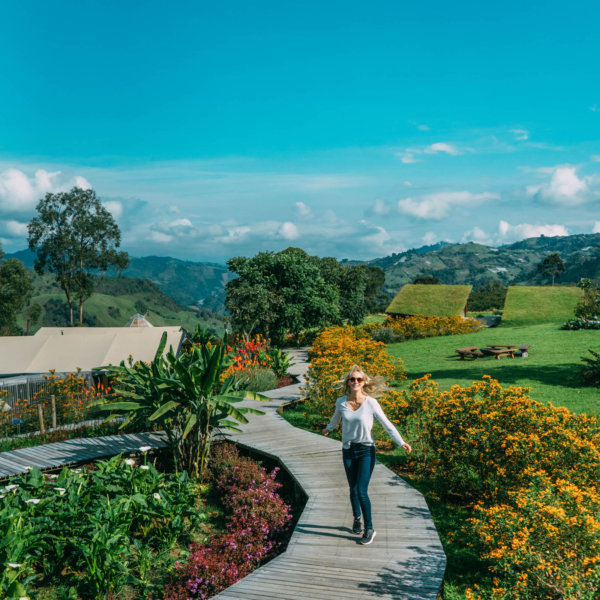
<box><xmin>1</xmin><ymin>441</ymin><xmax>298</xmax><ymax>600</ymax></box>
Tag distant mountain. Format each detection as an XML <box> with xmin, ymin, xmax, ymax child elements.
<box><xmin>21</xmin><ymin>272</ymin><xmax>226</xmax><ymax>334</ymax></box>
<box><xmin>123</xmin><ymin>256</ymin><xmax>233</xmax><ymax>312</ymax></box>
<box><xmin>6</xmin><ymin>250</ymin><xmax>232</xmax><ymax>312</ymax></box>
<box><xmin>358</xmin><ymin>234</ymin><xmax>600</xmax><ymax>296</ymax></box>
<box><xmin>8</xmin><ymin>232</ymin><xmax>600</xmax><ymax>314</ymax></box>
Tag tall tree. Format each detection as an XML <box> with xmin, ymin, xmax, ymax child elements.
<box><xmin>226</xmin><ymin>247</ymin><xmax>341</xmax><ymax>344</ymax></box>
<box><xmin>0</xmin><ymin>245</ymin><xmax>33</xmax><ymax>335</ymax></box>
<box><xmin>537</xmin><ymin>252</ymin><xmax>566</xmax><ymax>286</ymax></box>
<box><xmin>27</xmin><ymin>187</ymin><xmax>129</xmax><ymax>325</ymax></box>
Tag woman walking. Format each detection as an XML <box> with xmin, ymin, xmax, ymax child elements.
<box><xmin>322</xmin><ymin>365</ymin><xmax>411</xmax><ymax>545</ymax></box>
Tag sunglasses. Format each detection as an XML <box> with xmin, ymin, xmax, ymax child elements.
<box><xmin>349</xmin><ymin>377</ymin><xmax>364</xmax><ymax>383</ymax></box>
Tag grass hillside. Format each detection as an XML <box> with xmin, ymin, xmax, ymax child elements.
<box><xmin>21</xmin><ymin>274</ymin><xmax>226</xmax><ymax>334</ymax></box>
<box><xmin>502</xmin><ymin>285</ymin><xmax>582</xmax><ymax>326</ymax></box>
<box><xmin>387</xmin><ymin>284</ymin><xmax>472</xmax><ymax>316</ymax></box>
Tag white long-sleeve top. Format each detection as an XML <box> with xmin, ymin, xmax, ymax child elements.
<box><xmin>325</xmin><ymin>395</ymin><xmax>405</xmax><ymax>449</ymax></box>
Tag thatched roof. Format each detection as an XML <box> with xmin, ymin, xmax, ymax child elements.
<box><xmin>386</xmin><ymin>283</ymin><xmax>473</xmax><ymax>317</ymax></box>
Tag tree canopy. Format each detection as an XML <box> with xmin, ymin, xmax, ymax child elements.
<box><xmin>27</xmin><ymin>187</ymin><xmax>129</xmax><ymax>325</ymax></box>
<box><xmin>537</xmin><ymin>252</ymin><xmax>566</xmax><ymax>286</ymax></box>
<box><xmin>0</xmin><ymin>244</ymin><xmax>33</xmax><ymax>335</ymax></box>
<box><xmin>225</xmin><ymin>247</ymin><xmax>380</xmax><ymax>344</ymax></box>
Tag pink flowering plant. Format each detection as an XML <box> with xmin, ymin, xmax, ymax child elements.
<box><xmin>165</xmin><ymin>442</ymin><xmax>293</xmax><ymax>600</ymax></box>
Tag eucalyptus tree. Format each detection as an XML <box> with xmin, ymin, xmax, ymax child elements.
<box><xmin>27</xmin><ymin>187</ymin><xmax>129</xmax><ymax>325</ymax></box>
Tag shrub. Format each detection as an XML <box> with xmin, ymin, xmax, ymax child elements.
<box><xmin>165</xmin><ymin>443</ymin><xmax>292</xmax><ymax>600</ymax></box>
<box><xmin>561</xmin><ymin>318</ymin><xmax>600</xmax><ymax>330</ymax></box>
<box><xmin>232</xmin><ymin>366</ymin><xmax>279</xmax><ymax>392</ymax></box>
<box><xmin>469</xmin><ymin>472</ymin><xmax>600</xmax><ymax>600</ymax></box>
<box><xmin>404</xmin><ymin>375</ymin><xmax>600</xmax><ymax>501</ymax></box>
<box><xmin>304</xmin><ymin>325</ymin><xmax>405</xmax><ymax>421</ymax></box>
<box><xmin>359</xmin><ymin>314</ymin><xmax>482</xmax><ymax>342</ymax></box>
<box><xmin>580</xmin><ymin>349</ymin><xmax>600</xmax><ymax>387</ymax></box>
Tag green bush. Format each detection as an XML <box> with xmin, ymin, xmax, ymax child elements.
<box><xmin>580</xmin><ymin>349</ymin><xmax>600</xmax><ymax>387</ymax></box>
<box><xmin>233</xmin><ymin>367</ymin><xmax>279</xmax><ymax>392</ymax></box>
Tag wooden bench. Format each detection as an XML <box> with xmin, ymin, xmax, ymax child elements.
<box><xmin>456</xmin><ymin>347</ymin><xmax>484</xmax><ymax>359</ymax></box>
<box><xmin>482</xmin><ymin>347</ymin><xmax>516</xmax><ymax>359</ymax></box>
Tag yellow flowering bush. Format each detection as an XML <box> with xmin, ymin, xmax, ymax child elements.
<box><xmin>414</xmin><ymin>376</ymin><xmax>600</xmax><ymax>501</ymax></box>
<box><xmin>358</xmin><ymin>314</ymin><xmax>482</xmax><ymax>342</ymax></box>
<box><xmin>304</xmin><ymin>325</ymin><xmax>405</xmax><ymax>421</ymax></box>
<box><xmin>469</xmin><ymin>472</ymin><xmax>600</xmax><ymax>600</ymax></box>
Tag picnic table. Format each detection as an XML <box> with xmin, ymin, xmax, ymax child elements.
<box><xmin>457</xmin><ymin>345</ymin><xmax>531</xmax><ymax>360</ymax></box>
<box><xmin>482</xmin><ymin>347</ymin><xmax>516</xmax><ymax>359</ymax></box>
<box><xmin>456</xmin><ymin>347</ymin><xmax>484</xmax><ymax>359</ymax></box>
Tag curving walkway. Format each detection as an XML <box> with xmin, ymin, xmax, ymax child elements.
<box><xmin>214</xmin><ymin>348</ymin><xmax>446</xmax><ymax>600</ymax></box>
<box><xmin>0</xmin><ymin>349</ymin><xmax>446</xmax><ymax>599</ymax></box>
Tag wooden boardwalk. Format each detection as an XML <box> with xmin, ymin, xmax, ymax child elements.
<box><xmin>215</xmin><ymin>348</ymin><xmax>446</xmax><ymax>600</ymax></box>
<box><xmin>0</xmin><ymin>432</ymin><xmax>166</xmax><ymax>478</ymax></box>
<box><xmin>0</xmin><ymin>348</ymin><xmax>446</xmax><ymax>598</ymax></box>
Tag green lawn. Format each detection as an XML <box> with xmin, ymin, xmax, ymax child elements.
<box><xmin>387</xmin><ymin>322</ymin><xmax>599</xmax><ymax>415</ymax></box>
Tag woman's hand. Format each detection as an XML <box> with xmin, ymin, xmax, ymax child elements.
<box><xmin>321</xmin><ymin>428</ymin><xmax>329</xmax><ymax>436</ymax></box>
<box><xmin>401</xmin><ymin>442</ymin><xmax>412</xmax><ymax>453</ymax></box>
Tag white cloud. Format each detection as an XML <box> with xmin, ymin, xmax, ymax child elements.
<box><xmin>498</xmin><ymin>220</ymin><xmax>569</xmax><ymax>242</ymax></box>
<box><xmin>0</xmin><ymin>168</ymin><xmax>92</xmax><ymax>215</ymax></box>
<box><xmin>593</xmin><ymin>222</ymin><xmax>600</xmax><ymax>233</ymax></box>
<box><xmin>396</xmin><ymin>152</ymin><xmax>420</xmax><ymax>164</ymax></box>
<box><xmin>423</xmin><ymin>142</ymin><xmax>462</xmax><ymax>156</ymax></box>
<box><xmin>421</xmin><ymin>231</ymin><xmax>437</xmax><ymax>245</ymax></box>
<box><xmin>169</xmin><ymin>218</ymin><xmax>193</xmax><ymax>228</ymax></box>
<box><xmin>510</xmin><ymin>129</ymin><xmax>529</xmax><ymax>141</ymax></box>
<box><xmin>462</xmin><ymin>226</ymin><xmax>492</xmax><ymax>245</ymax></box>
<box><xmin>398</xmin><ymin>191</ymin><xmax>498</xmax><ymax>220</ymax></box>
<box><xmin>417</xmin><ymin>124</ymin><xmax>430</xmax><ymax>131</ymax></box>
<box><xmin>526</xmin><ymin>166</ymin><xmax>590</xmax><ymax>205</ymax></box>
<box><xmin>151</xmin><ymin>231</ymin><xmax>173</xmax><ymax>243</ymax></box>
<box><xmin>103</xmin><ymin>201</ymin><xmax>123</xmax><ymax>219</ymax></box>
<box><xmin>279</xmin><ymin>222</ymin><xmax>299</xmax><ymax>240</ymax></box>
<box><xmin>168</xmin><ymin>205</ymin><xmax>180</xmax><ymax>213</ymax></box>
<box><xmin>370</xmin><ymin>199</ymin><xmax>392</xmax><ymax>216</ymax></box>
<box><xmin>360</xmin><ymin>225</ymin><xmax>390</xmax><ymax>249</ymax></box>
<box><xmin>591</xmin><ymin>155</ymin><xmax>600</xmax><ymax>162</ymax></box>
<box><xmin>4</xmin><ymin>220</ymin><xmax>28</xmax><ymax>236</ymax></box>
<box><xmin>296</xmin><ymin>201</ymin><xmax>312</xmax><ymax>218</ymax></box>
<box><xmin>403</xmin><ymin>181</ymin><xmax>413</xmax><ymax>187</ymax></box>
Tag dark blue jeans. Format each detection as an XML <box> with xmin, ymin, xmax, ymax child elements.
<box><xmin>342</xmin><ymin>443</ymin><xmax>376</xmax><ymax>530</ymax></box>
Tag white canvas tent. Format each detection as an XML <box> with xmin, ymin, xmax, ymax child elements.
<box><xmin>0</xmin><ymin>326</ymin><xmax>185</xmax><ymax>377</ymax></box>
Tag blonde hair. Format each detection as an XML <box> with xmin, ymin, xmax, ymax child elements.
<box><xmin>339</xmin><ymin>364</ymin><xmax>387</xmax><ymax>398</ymax></box>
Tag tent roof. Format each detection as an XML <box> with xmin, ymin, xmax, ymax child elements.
<box><xmin>0</xmin><ymin>327</ymin><xmax>184</xmax><ymax>376</ymax></box>
<box><xmin>386</xmin><ymin>283</ymin><xmax>473</xmax><ymax>316</ymax></box>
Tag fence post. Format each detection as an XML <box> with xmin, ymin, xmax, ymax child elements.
<box><xmin>51</xmin><ymin>395</ymin><xmax>57</xmax><ymax>429</ymax></box>
<box><xmin>38</xmin><ymin>404</ymin><xmax>46</xmax><ymax>435</ymax></box>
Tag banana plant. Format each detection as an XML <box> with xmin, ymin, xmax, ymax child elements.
<box><xmin>93</xmin><ymin>333</ymin><xmax>268</xmax><ymax>477</ymax></box>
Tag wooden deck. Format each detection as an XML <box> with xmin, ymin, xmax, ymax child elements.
<box><xmin>0</xmin><ymin>432</ymin><xmax>166</xmax><ymax>478</ymax></box>
<box><xmin>214</xmin><ymin>348</ymin><xmax>446</xmax><ymax>600</ymax></box>
<box><xmin>0</xmin><ymin>348</ymin><xmax>446</xmax><ymax>599</ymax></box>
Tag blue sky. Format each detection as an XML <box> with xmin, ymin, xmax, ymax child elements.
<box><xmin>1</xmin><ymin>0</ymin><xmax>599</xmax><ymax>262</ymax></box>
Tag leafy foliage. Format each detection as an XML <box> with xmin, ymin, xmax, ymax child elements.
<box><xmin>537</xmin><ymin>251</ymin><xmax>566</xmax><ymax>286</ymax></box>
<box><xmin>226</xmin><ymin>247</ymin><xmax>384</xmax><ymax>344</ymax></box>
<box><xmin>0</xmin><ymin>457</ymin><xmax>204</xmax><ymax>599</ymax></box>
<box><xmin>95</xmin><ymin>332</ymin><xmax>267</xmax><ymax>477</ymax></box>
<box><xmin>27</xmin><ymin>187</ymin><xmax>129</xmax><ymax>325</ymax></box>
<box><xmin>467</xmin><ymin>280</ymin><xmax>507</xmax><ymax>313</ymax></box>
<box><xmin>580</xmin><ymin>349</ymin><xmax>600</xmax><ymax>387</ymax></box>
<box><xmin>0</xmin><ymin>245</ymin><xmax>33</xmax><ymax>335</ymax></box>
<box><xmin>165</xmin><ymin>443</ymin><xmax>292</xmax><ymax>600</ymax></box>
